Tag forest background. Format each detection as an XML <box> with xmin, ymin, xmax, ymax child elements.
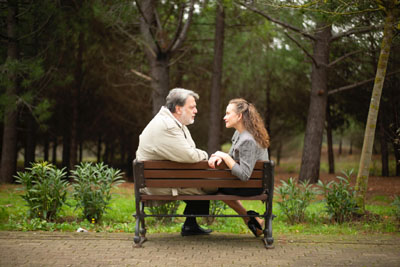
<box><xmin>0</xmin><ymin>0</ymin><xmax>399</xmax><ymax>185</ymax></box>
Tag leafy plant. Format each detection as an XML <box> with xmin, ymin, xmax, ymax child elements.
<box><xmin>275</xmin><ymin>178</ymin><xmax>317</xmax><ymax>224</ymax></box>
<box><xmin>147</xmin><ymin>201</ymin><xmax>181</xmax><ymax>224</ymax></box>
<box><xmin>14</xmin><ymin>162</ymin><xmax>68</xmax><ymax>221</ymax></box>
<box><xmin>318</xmin><ymin>170</ymin><xmax>359</xmax><ymax>224</ymax></box>
<box><xmin>205</xmin><ymin>200</ymin><xmax>228</xmax><ymax>225</ymax></box>
<box><xmin>392</xmin><ymin>195</ymin><xmax>400</xmax><ymax>221</ymax></box>
<box><xmin>70</xmin><ymin>162</ymin><xmax>124</xmax><ymax>223</ymax></box>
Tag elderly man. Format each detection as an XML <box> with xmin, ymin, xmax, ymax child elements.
<box><xmin>136</xmin><ymin>88</ymin><xmax>215</xmax><ymax>236</ymax></box>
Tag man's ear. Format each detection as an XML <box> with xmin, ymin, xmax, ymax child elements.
<box><xmin>175</xmin><ymin>105</ymin><xmax>182</xmax><ymax>115</ymax></box>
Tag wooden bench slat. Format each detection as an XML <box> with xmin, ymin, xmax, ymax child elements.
<box><xmin>143</xmin><ymin>160</ymin><xmax>265</xmax><ymax>170</ymax></box>
<box><xmin>143</xmin><ymin>170</ymin><xmax>262</xmax><ymax>178</ymax></box>
<box><xmin>145</xmin><ymin>179</ymin><xmax>262</xmax><ymax>188</ymax></box>
<box><xmin>141</xmin><ymin>194</ymin><xmax>268</xmax><ymax>201</ymax></box>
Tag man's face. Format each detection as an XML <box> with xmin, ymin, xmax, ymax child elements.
<box><xmin>176</xmin><ymin>96</ymin><xmax>197</xmax><ymax>126</ymax></box>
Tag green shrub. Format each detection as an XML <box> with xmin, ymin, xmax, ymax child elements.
<box><xmin>392</xmin><ymin>195</ymin><xmax>400</xmax><ymax>220</ymax></box>
<box><xmin>318</xmin><ymin>170</ymin><xmax>359</xmax><ymax>224</ymax></box>
<box><xmin>14</xmin><ymin>162</ymin><xmax>68</xmax><ymax>221</ymax></box>
<box><xmin>70</xmin><ymin>162</ymin><xmax>124</xmax><ymax>223</ymax></box>
<box><xmin>147</xmin><ymin>201</ymin><xmax>181</xmax><ymax>224</ymax></box>
<box><xmin>205</xmin><ymin>200</ymin><xmax>228</xmax><ymax>225</ymax></box>
<box><xmin>275</xmin><ymin>178</ymin><xmax>317</xmax><ymax>224</ymax></box>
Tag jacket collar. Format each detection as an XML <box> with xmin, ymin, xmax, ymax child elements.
<box><xmin>159</xmin><ymin>106</ymin><xmax>183</xmax><ymax>128</ymax></box>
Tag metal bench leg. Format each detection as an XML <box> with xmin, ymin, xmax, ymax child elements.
<box><xmin>263</xmin><ymin>218</ymin><xmax>274</xmax><ymax>249</ymax></box>
<box><xmin>133</xmin><ymin>218</ymin><xmax>143</xmax><ymax>248</ymax></box>
<box><xmin>139</xmin><ymin>202</ymin><xmax>147</xmax><ymax>244</ymax></box>
<box><xmin>263</xmin><ymin>213</ymin><xmax>275</xmax><ymax>249</ymax></box>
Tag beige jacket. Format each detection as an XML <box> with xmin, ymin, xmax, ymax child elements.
<box><xmin>136</xmin><ymin>106</ymin><xmax>208</xmax><ymax>163</ymax></box>
<box><xmin>136</xmin><ymin>107</ymin><xmax>215</xmax><ymax>202</ymax></box>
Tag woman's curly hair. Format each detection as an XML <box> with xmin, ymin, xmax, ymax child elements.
<box><xmin>229</xmin><ymin>98</ymin><xmax>270</xmax><ymax>148</ymax></box>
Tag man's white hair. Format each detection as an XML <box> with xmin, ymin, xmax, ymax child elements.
<box><xmin>165</xmin><ymin>88</ymin><xmax>199</xmax><ymax>113</ymax></box>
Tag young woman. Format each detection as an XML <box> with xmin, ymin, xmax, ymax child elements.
<box><xmin>208</xmin><ymin>98</ymin><xmax>270</xmax><ymax>237</ymax></box>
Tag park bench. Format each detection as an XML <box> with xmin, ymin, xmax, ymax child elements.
<box><xmin>133</xmin><ymin>160</ymin><xmax>275</xmax><ymax>249</ymax></box>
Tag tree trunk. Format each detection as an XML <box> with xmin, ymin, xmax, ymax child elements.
<box><xmin>43</xmin><ymin>133</ymin><xmax>49</xmax><ymax>162</ymax></box>
<box><xmin>149</xmin><ymin>54</ymin><xmax>170</xmax><ymax>115</ymax></box>
<box><xmin>24</xmin><ymin>115</ymin><xmax>36</xmax><ymax>168</ymax></box>
<box><xmin>1</xmin><ymin>1</ymin><xmax>19</xmax><ymax>183</ymax></box>
<box><xmin>394</xmin><ymin>141</ymin><xmax>400</xmax><ymax>176</ymax></box>
<box><xmin>378</xmin><ymin>110</ymin><xmax>389</xmax><ymax>176</ymax></box>
<box><xmin>276</xmin><ymin>141</ymin><xmax>282</xmax><ymax>166</ymax></box>
<box><xmin>79</xmin><ymin>140</ymin><xmax>83</xmax><ymax>163</ymax></box>
<box><xmin>299</xmin><ymin>23</ymin><xmax>331</xmax><ymax>183</ymax></box>
<box><xmin>138</xmin><ymin>0</ymin><xmax>194</xmax><ymax>115</ymax></box>
<box><xmin>69</xmin><ymin>32</ymin><xmax>83</xmax><ymax>170</ymax></box>
<box><xmin>97</xmin><ymin>136</ymin><xmax>102</xmax><ymax>162</ymax></box>
<box><xmin>265</xmin><ymin>75</ymin><xmax>271</xmax><ymax>138</ymax></box>
<box><xmin>355</xmin><ymin>8</ymin><xmax>395</xmax><ymax>212</ymax></box>
<box><xmin>326</xmin><ymin>101</ymin><xmax>335</xmax><ymax>174</ymax></box>
<box><xmin>52</xmin><ymin>137</ymin><xmax>57</xmax><ymax>165</ymax></box>
<box><xmin>207</xmin><ymin>2</ymin><xmax>225</xmax><ymax>155</ymax></box>
<box><xmin>339</xmin><ymin>138</ymin><xmax>342</xmax><ymax>155</ymax></box>
<box><xmin>138</xmin><ymin>0</ymin><xmax>169</xmax><ymax>115</ymax></box>
<box><xmin>349</xmin><ymin>139</ymin><xmax>353</xmax><ymax>155</ymax></box>
<box><xmin>62</xmin><ymin>131</ymin><xmax>70</xmax><ymax>170</ymax></box>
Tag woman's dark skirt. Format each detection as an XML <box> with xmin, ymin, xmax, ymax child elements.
<box><xmin>218</xmin><ymin>187</ymin><xmax>264</xmax><ymax>196</ymax></box>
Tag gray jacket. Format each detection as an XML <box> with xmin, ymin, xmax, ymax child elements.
<box><xmin>229</xmin><ymin>130</ymin><xmax>269</xmax><ymax>181</ymax></box>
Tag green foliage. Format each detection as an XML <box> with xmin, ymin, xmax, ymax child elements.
<box><xmin>275</xmin><ymin>178</ymin><xmax>318</xmax><ymax>224</ymax></box>
<box><xmin>318</xmin><ymin>170</ymin><xmax>359</xmax><ymax>224</ymax></box>
<box><xmin>14</xmin><ymin>162</ymin><xmax>69</xmax><ymax>221</ymax></box>
<box><xmin>0</xmin><ymin>184</ymin><xmax>398</xmax><ymax>234</ymax></box>
<box><xmin>205</xmin><ymin>200</ymin><xmax>229</xmax><ymax>225</ymax></box>
<box><xmin>147</xmin><ymin>201</ymin><xmax>181</xmax><ymax>224</ymax></box>
<box><xmin>392</xmin><ymin>195</ymin><xmax>400</xmax><ymax>220</ymax></box>
<box><xmin>71</xmin><ymin>162</ymin><xmax>124</xmax><ymax>223</ymax></box>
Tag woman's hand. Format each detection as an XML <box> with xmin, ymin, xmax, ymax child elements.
<box><xmin>211</xmin><ymin>151</ymin><xmax>236</xmax><ymax>170</ymax></box>
<box><xmin>208</xmin><ymin>155</ymin><xmax>222</xmax><ymax>169</ymax></box>
<box><xmin>213</xmin><ymin>151</ymin><xmax>229</xmax><ymax>160</ymax></box>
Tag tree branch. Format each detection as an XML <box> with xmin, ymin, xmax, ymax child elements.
<box><xmin>171</xmin><ymin>0</ymin><xmax>195</xmax><ymax>52</ymax></box>
<box><xmin>18</xmin><ymin>14</ymin><xmax>53</xmax><ymax>41</ymax></box>
<box><xmin>130</xmin><ymin>68</ymin><xmax>152</xmax><ymax>81</ymax></box>
<box><xmin>328</xmin><ymin>70</ymin><xmax>400</xmax><ymax>95</ymax></box>
<box><xmin>238</xmin><ymin>1</ymin><xmax>316</xmax><ymax>41</ymax></box>
<box><xmin>284</xmin><ymin>31</ymin><xmax>319</xmax><ymax>67</ymax></box>
<box><xmin>165</xmin><ymin>2</ymin><xmax>185</xmax><ymax>52</ymax></box>
<box><xmin>328</xmin><ymin>49</ymin><xmax>364</xmax><ymax>67</ymax></box>
<box><xmin>330</xmin><ymin>24</ymin><xmax>383</xmax><ymax>42</ymax></box>
<box><xmin>135</xmin><ymin>0</ymin><xmax>160</xmax><ymax>54</ymax></box>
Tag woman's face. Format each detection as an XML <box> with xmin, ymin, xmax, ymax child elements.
<box><xmin>224</xmin><ymin>103</ymin><xmax>241</xmax><ymax>129</ymax></box>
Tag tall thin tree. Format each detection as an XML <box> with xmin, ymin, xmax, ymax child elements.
<box><xmin>1</xmin><ymin>0</ymin><xmax>19</xmax><ymax>183</ymax></box>
<box><xmin>355</xmin><ymin>0</ymin><xmax>399</xmax><ymax>212</ymax></box>
<box><xmin>136</xmin><ymin>0</ymin><xmax>195</xmax><ymax>115</ymax></box>
<box><xmin>207</xmin><ymin>1</ymin><xmax>225</xmax><ymax>155</ymax></box>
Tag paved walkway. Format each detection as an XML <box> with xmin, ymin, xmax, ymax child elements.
<box><xmin>1</xmin><ymin>231</ymin><xmax>400</xmax><ymax>266</ymax></box>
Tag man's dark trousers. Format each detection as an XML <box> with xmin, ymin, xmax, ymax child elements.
<box><xmin>183</xmin><ymin>200</ymin><xmax>209</xmax><ymax>226</ymax></box>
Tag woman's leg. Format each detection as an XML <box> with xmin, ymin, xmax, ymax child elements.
<box><xmin>223</xmin><ymin>200</ymin><xmax>249</xmax><ymax>224</ymax></box>
<box><xmin>223</xmin><ymin>200</ymin><xmax>264</xmax><ymax>235</ymax></box>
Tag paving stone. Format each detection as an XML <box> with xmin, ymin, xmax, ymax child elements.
<box><xmin>0</xmin><ymin>231</ymin><xmax>400</xmax><ymax>266</ymax></box>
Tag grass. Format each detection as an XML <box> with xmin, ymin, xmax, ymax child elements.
<box><xmin>1</xmin><ymin>183</ymin><xmax>398</xmax><ymax>236</ymax></box>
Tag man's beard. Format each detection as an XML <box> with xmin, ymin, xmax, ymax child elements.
<box><xmin>180</xmin><ymin>109</ymin><xmax>194</xmax><ymax>125</ymax></box>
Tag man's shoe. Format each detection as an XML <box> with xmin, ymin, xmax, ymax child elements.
<box><xmin>181</xmin><ymin>224</ymin><xmax>212</xmax><ymax>236</ymax></box>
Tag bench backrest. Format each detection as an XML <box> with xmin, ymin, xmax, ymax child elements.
<box><xmin>133</xmin><ymin>160</ymin><xmax>274</xmax><ymax>193</ymax></box>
